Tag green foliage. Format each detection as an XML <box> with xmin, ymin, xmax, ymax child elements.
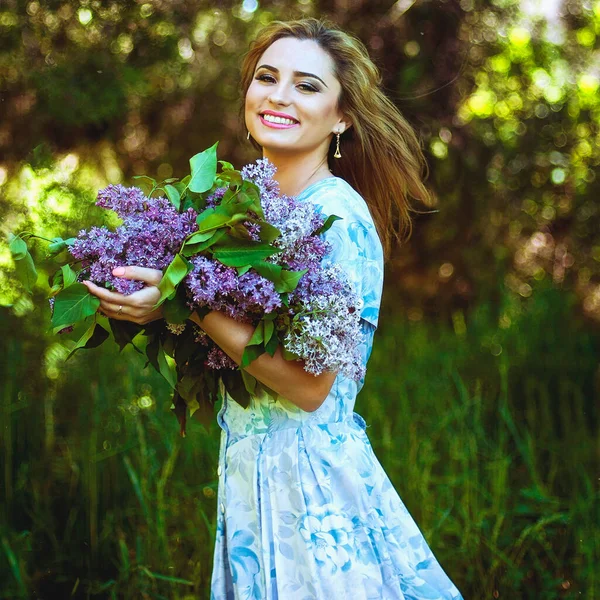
<box><xmin>66</xmin><ymin>321</ymin><xmax>110</xmax><ymax>360</ymax></box>
<box><xmin>0</xmin><ymin>284</ymin><xmax>597</xmax><ymax>598</ymax></box>
<box><xmin>51</xmin><ymin>283</ymin><xmax>100</xmax><ymax>332</ymax></box>
<box><xmin>155</xmin><ymin>253</ymin><xmax>192</xmax><ymax>306</ymax></box>
<box><xmin>188</xmin><ymin>143</ymin><xmax>219</xmax><ymax>194</ymax></box>
<box><xmin>0</xmin><ymin>1</ymin><xmax>598</xmax><ymax>598</ymax></box>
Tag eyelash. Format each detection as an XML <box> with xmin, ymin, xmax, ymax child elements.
<box><xmin>255</xmin><ymin>73</ymin><xmax>319</xmax><ymax>93</ymax></box>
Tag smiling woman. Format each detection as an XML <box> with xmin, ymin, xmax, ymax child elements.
<box><xmin>84</xmin><ymin>17</ymin><xmax>462</xmax><ymax>600</ymax></box>
<box><xmin>244</xmin><ymin>37</ymin><xmax>349</xmax><ymax>181</ymax></box>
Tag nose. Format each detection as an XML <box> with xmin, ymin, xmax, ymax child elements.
<box><xmin>268</xmin><ymin>82</ymin><xmax>291</xmax><ymax>106</ymax></box>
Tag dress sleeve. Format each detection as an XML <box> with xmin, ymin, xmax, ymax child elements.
<box><xmin>318</xmin><ymin>189</ymin><xmax>384</xmax><ymax>329</ymax></box>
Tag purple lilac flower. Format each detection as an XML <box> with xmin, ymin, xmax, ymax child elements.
<box><xmin>244</xmin><ymin>221</ymin><xmax>261</xmax><ymax>242</ymax></box>
<box><xmin>186</xmin><ymin>257</ymin><xmax>281</xmax><ymax>321</ymax></box>
<box><xmin>241</xmin><ymin>158</ymin><xmax>328</xmax><ymax>267</ymax></box>
<box><xmin>289</xmin><ymin>265</ymin><xmax>351</xmax><ymax>305</ymax></box>
<box><xmin>206</xmin><ymin>346</ymin><xmax>237</xmax><ymax>370</ymax></box>
<box><xmin>205</xmin><ymin>187</ymin><xmax>227</xmax><ymax>208</ymax></box>
<box><xmin>277</xmin><ymin>236</ymin><xmax>330</xmax><ymax>271</ymax></box>
<box><xmin>228</xmin><ymin>271</ymin><xmax>281</xmax><ymax>318</ymax></box>
<box><xmin>96</xmin><ymin>184</ymin><xmax>147</xmax><ymax>216</ymax></box>
<box><xmin>69</xmin><ymin>186</ymin><xmax>198</xmax><ymax>294</ymax></box>
<box><xmin>193</xmin><ymin>326</ymin><xmax>209</xmax><ymax>345</ymax></box>
<box><xmin>182</xmin><ymin>157</ymin><xmax>365</xmax><ymax>381</ymax></box>
<box><xmin>186</xmin><ymin>256</ymin><xmax>238</xmax><ymax>310</ymax></box>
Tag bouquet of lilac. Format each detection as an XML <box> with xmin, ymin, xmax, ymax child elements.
<box><xmin>9</xmin><ymin>144</ymin><xmax>364</xmax><ymax>434</ymax></box>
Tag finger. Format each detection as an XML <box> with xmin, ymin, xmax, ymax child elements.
<box><xmin>113</xmin><ymin>266</ymin><xmax>162</xmax><ymax>286</ymax></box>
<box><xmin>83</xmin><ymin>280</ymin><xmax>128</xmax><ymax>303</ymax></box>
<box><xmin>100</xmin><ymin>301</ymin><xmax>162</xmax><ymax>325</ymax></box>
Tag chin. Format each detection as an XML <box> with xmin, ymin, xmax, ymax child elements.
<box><xmin>253</xmin><ymin>135</ymin><xmax>299</xmax><ymax>153</ymax></box>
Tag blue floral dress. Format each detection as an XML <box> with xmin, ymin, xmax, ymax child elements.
<box><xmin>210</xmin><ymin>177</ymin><xmax>463</xmax><ymax>600</ymax></box>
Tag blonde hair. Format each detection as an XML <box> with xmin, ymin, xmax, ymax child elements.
<box><xmin>240</xmin><ymin>18</ymin><xmax>435</xmax><ymax>259</ymax></box>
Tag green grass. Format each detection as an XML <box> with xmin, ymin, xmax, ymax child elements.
<box><xmin>0</xmin><ymin>282</ymin><xmax>598</xmax><ymax>599</ymax></box>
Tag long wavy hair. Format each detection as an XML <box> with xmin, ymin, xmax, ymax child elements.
<box><xmin>240</xmin><ymin>18</ymin><xmax>435</xmax><ymax>258</ymax></box>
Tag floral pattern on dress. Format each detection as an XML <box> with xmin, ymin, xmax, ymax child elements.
<box><xmin>210</xmin><ymin>177</ymin><xmax>463</xmax><ymax>600</ymax></box>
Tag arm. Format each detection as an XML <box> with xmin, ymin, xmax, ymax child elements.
<box><xmin>83</xmin><ymin>266</ymin><xmax>336</xmax><ymax>412</ymax></box>
<box><xmin>189</xmin><ymin>310</ymin><xmax>335</xmax><ymax>411</ymax></box>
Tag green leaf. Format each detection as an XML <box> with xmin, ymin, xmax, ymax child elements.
<box><xmin>184</xmin><ymin>230</ymin><xmax>215</xmax><ymax>246</ymax></box>
<box><xmin>221</xmin><ymin>370</ymin><xmax>251</xmax><ymax>408</ymax></box>
<box><xmin>316</xmin><ymin>214</ymin><xmax>342</xmax><ymax>235</ymax></box>
<box><xmin>257</xmin><ymin>222</ymin><xmax>281</xmax><ymax>243</ymax></box>
<box><xmin>47</xmin><ymin>237</ymin><xmax>67</xmax><ymax>256</ymax></box>
<box><xmin>280</xmin><ymin>268</ymin><xmax>308</xmax><ymax>293</ymax></box>
<box><xmin>155</xmin><ymin>254</ymin><xmax>191</xmax><ymax>307</ymax></box>
<box><xmin>147</xmin><ymin>338</ymin><xmax>176</xmax><ymax>389</ymax></box>
<box><xmin>236</xmin><ymin>265</ymin><xmax>252</xmax><ymax>276</ymax></box>
<box><xmin>131</xmin><ymin>176</ymin><xmax>156</xmax><ymax>194</ymax></box>
<box><xmin>196</xmin><ymin>211</ymin><xmax>238</xmax><ymax>233</ymax></box>
<box><xmin>170</xmin><ymin>393</ymin><xmax>188</xmax><ymax>437</ymax></box>
<box><xmin>188</xmin><ymin>142</ymin><xmax>218</xmax><ymax>193</ymax></box>
<box><xmin>241</xmin><ymin>322</ymin><xmax>265</xmax><ymax>368</ymax></box>
<box><xmin>240</xmin><ymin>369</ymin><xmax>258</xmax><ymax>396</ymax></box>
<box><xmin>212</xmin><ymin>241</ymin><xmax>280</xmax><ymax>268</ymax></box>
<box><xmin>9</xmin><ymin>234</ymin><xmax>28</xmax><ymax>260</ymax></box>
<box><xmin>239</xmin><ymin>181</ymin><xmax>263</xmax><ymax>217</ymax></box>
<box><xmin>265</xmin><ymin>332</ymin><xmax>279</xmax><ymax>357</ymax></box>
<box><xmin>157</xmin><ymin>345</ymin><xmax>177</xmax><ymax>389</ymax></box>
<box><xmin>264</xmin><ymin>319</ymin><xmax>274</xmax><ymax>345</ymax></box>
<box><xmin>163</xmin><ymin>287</ymin><xmax>193</xmax><ymax>324</ymax></box>
<box><xmin>66</xmin><ymin>321</ymin><xmax>109</xmax><ymax>360</ymax></box>
<box><xmin>217</xmin><ymin>169</ymin><xmax>243</xmax><ymax>189</ymax></box>
<box><xmin>61</xmin><ymin>264</ymin><xmax>78</xmax><ymax>289</ymax></box>
<box><xmin>219</xmin><ymin>160</ymin><xmax>235</xmax><ymax>171</ymax></box>
<box><xmin>109</xmin><ymin>319</ymin><xmax>144</xmax><ymax>352</ymax></box>
<box><xmin>250</xmin><ymin>262</ymin><xmax>307</xmax><ymax>293</ymax></box>
<box><xmin>164</xmin><ymin>184</ymin><xmax>181</xmax><ymax>210</ymax></box>
<box><xmin>13</xmin><ymin>251</ymin><xmax>38</xmax><ymax>293</ymax></box>
<box><xmin>181</xmin><ymin>229</ymin><xmax>227</xmax><ymax>257</ymax></box>
<box><xmin>52</xmin><ymin>283</ymin><xmax>100</xmax><ymax>332</ymax></box>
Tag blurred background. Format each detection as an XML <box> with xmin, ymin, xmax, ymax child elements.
<box><xmin>1</xmin><ymin>0</ymin><xmax>599</xmax><ymax>598</ymax></box>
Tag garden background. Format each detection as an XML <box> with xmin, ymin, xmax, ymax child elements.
<box><xmin>1</xmin><ymin>0</ymin><xmax>599</xmax><ymax>598</ymax></box>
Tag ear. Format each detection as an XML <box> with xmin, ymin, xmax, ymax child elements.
<box><xmin>333</xmin><ymin>116</ymin><xmax>352</xmax><ymax>135</ymax></box>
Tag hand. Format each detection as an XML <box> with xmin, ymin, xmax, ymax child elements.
<box><xmin>83</xmin><ymin>266</ymin><xmax>164</xmax><ymax>325</ymax></box>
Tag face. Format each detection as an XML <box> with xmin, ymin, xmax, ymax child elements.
<box><xmin>245</xmin><ymin>37</ymin><xmax>348</xmax><ymax>158</ymax></box>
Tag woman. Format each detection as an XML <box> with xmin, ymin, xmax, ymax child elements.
<box><xmin>85</xmin><ymin>18</ymin><xmax>463</xmax><ymax>600</ymax></box>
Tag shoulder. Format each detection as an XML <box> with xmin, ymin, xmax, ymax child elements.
<box><xmin>299</xmin><ymin>177</ymin><xmax>373</xmax><ymax>226</ymax></box>
<box><xmin>300</xmin><ymin>177</ymin><xmax>383</xmax><ymax>261</ymax></box>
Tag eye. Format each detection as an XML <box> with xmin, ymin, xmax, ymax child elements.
<box><xmin>297</xmin><ymin>82</ymin><xmax>319</xmax><ymax>93</ymax></box>
<box><xmin>256</xmin><ymin>73</ymin><xmax>276</xmax><ymax>83</ymax></box>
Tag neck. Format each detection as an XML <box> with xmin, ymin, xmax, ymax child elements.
<box><xmin>263</xmin><ymin>149</ymin><xmax>332</xmax><ymax>197</ymax></box>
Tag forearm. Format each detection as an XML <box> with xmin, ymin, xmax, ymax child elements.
<box><xmin>189</xmin><ymin>311</ymin><xmax>335</xmax><ymax>411</ymax></box>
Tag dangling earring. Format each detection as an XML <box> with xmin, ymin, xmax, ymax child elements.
<box><xmin>247</xmin><ymin>131</ymin><xmax>251</xmax><ymax>140</ymax></box>
<box><xmin>333</xmin><ymin>132</ymin><xmax>342</xmax><ymax>159</ymax></box>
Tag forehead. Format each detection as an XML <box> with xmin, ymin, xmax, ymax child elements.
<box><xmin>256</xmin><ymin>37</ymin><xmax>338</xmax><ymax>82</ymax></box>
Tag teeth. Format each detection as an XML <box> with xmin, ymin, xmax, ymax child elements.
<box><xmin>262</xmin><ymin>114</ymin><xmax>297</xmax><ymax>125</ymax></box>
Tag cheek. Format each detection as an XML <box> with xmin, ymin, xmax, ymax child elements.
<box><xmin>313</xmin><ymin>101</ymin><xmax>341</xmax><ymax>128</ymax></box>
<box><xmin>245</xmin><ymin>82</ymin><xmax>263</xmax><ymax>109</ymax></box>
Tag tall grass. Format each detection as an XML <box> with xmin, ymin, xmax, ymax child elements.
<box><xmin>0</xmin><ymin>282</ymin><xmax>598</xmax><ymax>599</ymax></box>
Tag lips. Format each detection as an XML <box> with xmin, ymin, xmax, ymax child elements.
<box><xmin>261</xmin><ymin>110</ymin><xmax>299</xmax><ymax>123</ymax></box>
<box><xmin>259</xmin><ymin>110</ymin><xmax>300</xmax><ymax>129</ymax></box>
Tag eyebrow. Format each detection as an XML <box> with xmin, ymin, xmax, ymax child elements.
<box><xmin>255</xmin><ymin>64</ymin><xmax>329</xmax><ymax>88</ymax></box>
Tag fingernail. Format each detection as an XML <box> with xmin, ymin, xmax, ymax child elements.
<box><xmin>113</xmin><ymin>267</ymin><xmax>126</xmax><ymax>276</ymax></box>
